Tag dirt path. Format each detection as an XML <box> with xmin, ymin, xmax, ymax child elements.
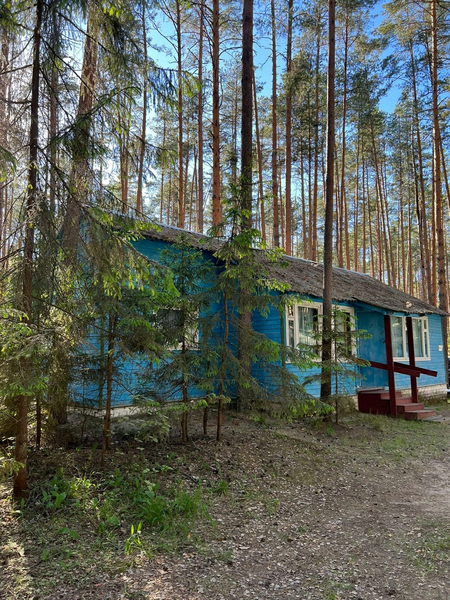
<box><xmin>37</xmin><ymin>414</ymin><xmax>450</xmax><ymax>600</ymax></box>
<box><xmin>114</xmin><ymin>458</ymin><xmax>450</xmax><ymax>599</ymax></box>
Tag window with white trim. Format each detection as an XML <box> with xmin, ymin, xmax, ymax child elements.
<box><xmin>333</xmin><ymin>308</ymin><xmax>355</xmax><ymax>357</ymax></box>
<box><xmin>286</xmin><ymin>303</ymin><xmax>321</xmax><ymax>353</ymax></box>
<box><xmin>285</xmin><ymin>303</ymin><xmax>355</xmax><ymax>358</ymax></box>
<box><xmin>390</xmin><ymin>316</ymin><xmax>430</xmax><ymax>360</ymax></box>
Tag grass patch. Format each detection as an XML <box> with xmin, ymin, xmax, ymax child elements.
<box><xmin>410</xmin><ymin>522</ymin><xmax>450</xmax><ymax>573</ymax></box>
<box><xmin>341</xmin><ymin>413</ymin><xmax>449</xmax><ymax>460</ymax></box>
<box><xmin>0</xmin><ymin>452</ymin><xmax>213</xmax><ymax>598</ymax></box>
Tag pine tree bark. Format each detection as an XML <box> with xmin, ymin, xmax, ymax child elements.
<box><xmin>338</xmin><ymin>15</ymin><xmax>349</xmax><ymax>269</ymax></box>
<box><xmin>62</xmin><ymin>6</ymin><xmax>99</xmax><ymax>263</ymax></box>
<box><xmin>310</xmin><ymin>10</ymin><xmax>321</xmax><ymax>261</ymax></box>
<box><xmin>320</xmin><ymin>0</ymin><xmax>335</xmax><ymax>404</ymax></box>
<box><xmin>253</xmin><ymin>70</ymin><xmax>265</xmax><ymax>243</ymax></box>
<box><xmin>176</xmin><ymin>0</ymin><xmax>184</xmax><ymax>228</ymax></box>
<box><xmin>101</xmin><ymin>310</ymin><xmax>118</xmax><ymax>467</ymax></box>
<box><xmin>197</xmin><ymin>0</ymin><xmax>204</xmax><ymax>232</ymax></box>
<box><xmin>0</xmin><ymin>29</ymin><xmax>9</xmax><ymax>254</ymax></box>
<box><xmin>237</xmin><ymin>0</ymin><xmax>253</xmax><ymax>410</ymax></box>
<box><xmin>284</xmin><ymin>0</ymin><xmax>293</xmax><ymax>255</ymax></box>
<box><xmin>14</xmin><ymin>0</ymin><xmax>43</xmax><ymax>498</ymax></box>
<box><xmin>430</xmin><ymin>0</ymin><xmax>448</xmax><ymax>376</ymax></box>
<box><xmin>271</xmin><ymin>0</ymin><xmax>279</xmax><ymax>248</ymax></box>
<box><xmin>211</xmin><ymin>0</ymin><xmax>221</xmax><ymax>227</ymax></box>
<box><xmin>136</xmin><ymin>3</ymin><xmax>148</xmax><ymax>215</ymax></box>
<box><xmin>410</xmin><ymin>44</ymin><xmax>432</xmax><ymax>301</ymax></box>
<box><xmin>241</xmin><ymin>0</ymin><xmax>253</xmax><ymax>224</ymax></box>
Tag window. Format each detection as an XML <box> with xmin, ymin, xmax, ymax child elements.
<box><xmin>286</xmin><ymin>303</ymin><xmax>320</xmax><ymax>352</ymax></box>
<box><xmin>334</xmin><ymin>309</ymin><xmax>355</xmax><ymax>357</ymax></box>
<box><xmin>390</xmin><ymin>316</ymin><xmax>430</xmax><ymax>360</ymax></box>
<box><xmin>285</xmin><ymin>302</ymin><xmax>355</xmax><ymax>358</ymax></box>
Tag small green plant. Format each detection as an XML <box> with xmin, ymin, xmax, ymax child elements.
<box><xmin>42</xmin><ymin>487</ymin><xmax>67</xmax><ymax>510</ymax></box>
<box><xmin>58</xmin><ymin>527</ymin><xmax>79</xmax><ymax>540</ymax></box>
<box><xmin>0</xmin><ymin>452</ymin><xmax>24</xmax><ymax>482</ymax></box>
<box><xmin>41</xmin><ymin>548</ymin><xmax>51</xmax><ymax>562</ymax></box>
<box><xmin>124</xmin><ymin>522</ymin><xmax>143</xmax><ymax>554</ymax></box>
<box><xmin>213</xmin><ymin>480</ymin><xmax>229</xmax><ymax>496</ymax></box>
<box><xmin>266</xmin><ymin>498</ymin><xmax>278</xmax><ymax>515</ymax></box>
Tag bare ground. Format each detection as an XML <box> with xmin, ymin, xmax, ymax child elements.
<box><xmin>2</xmin><ymin>409</ymin><xmax>450</xmax><ymax>600</ymax></box>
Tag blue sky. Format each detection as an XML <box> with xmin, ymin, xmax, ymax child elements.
<box><xmin>149</xmin><ymin>0</ymin><xmax>400</xmax><ymax>117</ymax></box>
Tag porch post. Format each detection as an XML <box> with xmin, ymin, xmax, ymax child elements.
<box><xmin>384</xmin><ymin>314</ymin><xmax>397</xmax><ymax>417</ymax></box>
<box><xmin>406</xmin><ymin>316</ymin><xmax>418</xmax><ymax>403</ymax></box>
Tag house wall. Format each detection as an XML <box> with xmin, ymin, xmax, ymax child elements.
<box><xmin>358</xmin><ymin>311</ymin><xmax>388</xmax><ymax>388</ymax></box>
<box><xmin>391</xmin><ymin>313</ymin><xmax>446</xmax><ymax>390</ymax></box>
<box><xmin>72</xmin><ymin>236</ymin><xmax>222</xmax><ymax>408</ymax></box>
<box><xmin>253</xmin><ymin>297</ymin><xmax>447</xmax><ymax>399</ymax></box>
<box><xmin>73</xmin><ymin>233</ymin><xmax>447</xmax><ymax>406</ymax></box>
<box><xmin>252</xmin><ymin>294</ymin><xmax>359</xmax><ymax>398</ymax></box>
<box><xmin>357</xmin><ymin>310</ymin><xmax>446</xmax><ymax>393</ymax></box>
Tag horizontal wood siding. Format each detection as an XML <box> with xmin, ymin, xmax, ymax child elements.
<box><xmin>358</xmin><ymin>311</ymin><xmax>446</xmax><ymax>390</ymax></box>
<box><xmin>358</xmin><ymin>311</ymin><xmax>388</xmax><ymax>388</ymax></box>
<box><xmin>72</xmin><ymin>235</ymin><xmax>447</xmax><ymax>405</ymax></box>
<box><xmin>392</xmin><ymin>314</ymin><xmax>446</xmax><ymax>388</ymax></box>
<box><xmin>252</xmin><ymin>294</ymin><xmax>360</xmax><ymax>398</ymax></box>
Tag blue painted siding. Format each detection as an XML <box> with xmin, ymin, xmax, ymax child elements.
<box><xmin>392</xmin><ymin>314</ymin><xmax>446</xmax><ymax>388</ymax></box>
<box><xmin>357</xmin><ymin>310</ymin><xmax>446</xmax><ymax>390</ymax></box>
<box><xmin>252</xmin><ymin>295</ymin><xmax>446</xmax><ymax>398</ymax></box>
<box><xmin>358</xmin><ymin>311</ymin><xmax>388</xmax><ymax>388</ymax></box>
<box><xmin>73</xmin><ymin>234</ymin><xmax>447</xmax><ymax>405</ymax></box>
<box><xmin>72</xmin><ymin>236</ymin><xmax>222</xmax><ymax>408</ymax></box>
<box><xmin>251</xmin><ymin>294</ymin><xmax>360</xmax><ymax>398</ymax></box>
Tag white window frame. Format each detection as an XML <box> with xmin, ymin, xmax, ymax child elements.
<box><xmin>285</xmin><ymin>302</ymin><xmax>356</xmax><ymax>359</ymax></box>
<box><xmin>332</xmin><ymin>306</ymin><xmax>356</xmax><ymax>358</ymax></box>
<box><xmin>285</xmin><ymin>301</ymin><xmax>322</xmax><ymax>357</ymax></box>
<box><xmin>391</xmin><ymin>316</ymin><xmax>430</xmax><ymax>361</ymax></box>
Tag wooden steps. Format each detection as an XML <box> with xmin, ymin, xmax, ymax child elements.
<box><xmin>357</xmin><ymin>388</ymin><xmax>436</xmax><ymax>420</ymax></box>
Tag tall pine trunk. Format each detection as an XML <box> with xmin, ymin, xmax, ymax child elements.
<box><xmin>430</xmin><ymin>0</ymin><xmax>448</xmax><ymax>377</ymax></box>
<box><xmin>237</xmin><ymin>0</ymin><xmax>253</xmax><ymax>410</ymax></box>
<box><xmin>271</xmin><ymin>0</ymin><xmax>279</xmax><ymax>247</ymax></box>
<box><xmin>176</xmin><ymin>0</ymin><xmax>184</xmax><ymax>228</ymax></box>
<box><xmin>62</xmin><ymin>6</ymin><xmax>99</xmax><ymax>263</ymax></box>
<box><xmin>197</xmin><ymin>1</ymin><xmax>204</xmax><ymax>232</ymax></box>
<box><xmin>320</xmin><ymin>0</ymin><xmax>335</xmax><ymax>404</ymax></box>
<box><xmin>211</xmin><ymin>0</ymin><xmax>221</xmax><ymax>227</ymax></box>
<box><xmin>136</xmin><ymin>4</ymin><xmax>148</xmax><ymax>215</ymax></box>
<box><xmin>284</xmin><ymin>0</ymin><xmax>293</xmax><ymax>255</ymax></box>
<box><xmin>253</xmin><ymin>70</ymin><xmax>265</xmax><ymax>242</ymax></box>
<box><xmin>14</xmin><ymin>0</ymin><xmax>43</xmax><ymax>498</ymax></box>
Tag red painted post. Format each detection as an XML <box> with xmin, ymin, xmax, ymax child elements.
<box><xmin>406</xmin><ymin>316</ymin><xmax>418</xmax><ymax>403</ymax></box>
<box><xmin>384</xmin><ymin>315</ymin><xmax>397</xmax><ymax>417</ymax></box>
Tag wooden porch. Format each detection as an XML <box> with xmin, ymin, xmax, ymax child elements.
<box><xmin>358</xmin><ymin>315</ymin><xmax>438</xmax><ymax>420</ymax></box>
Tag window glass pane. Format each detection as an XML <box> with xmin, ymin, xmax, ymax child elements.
<box><xmin>412</xmin><ymin>318</ymin><xmax>425</xmax><ymax>358</ymax></box>
<box><xmin>298</xmin><ymin>307</ymin><xmax>318</xmax><ymax>346</ymax></box>
<box><xmin>391</xmin><ymin>316</ymin><xmax>404</xmax><ymax>357</ymax></box>
<box><xmin>336</xmin><ymin>312</ymin><xmax>352</xmax><ymax>355</ymax></box>
<box><xmin>288</xmin><ymin>319</ymin><xmax>295</xmax><ymax>348</ymax></box>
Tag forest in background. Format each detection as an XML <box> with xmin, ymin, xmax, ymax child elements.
<box><xmin>1</xmin><ymin>0</ymin><xmax>450</xmax><ymax>300</ymax></box>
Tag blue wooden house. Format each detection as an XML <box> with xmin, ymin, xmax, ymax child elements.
<box><xmin>78</xmin><ymin>222</ymin><xmax>448</xmax><ymax>418</ymax></box>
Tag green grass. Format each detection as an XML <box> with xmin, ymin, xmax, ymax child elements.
<box><xmin>0</xmin><ymin>455</ymin><xmax>214</xmax><ymax>598</ymax></box>
<box><xmin>410</xmin><ymin>522</ymin><xmax>450</xmax><ymax>573</ymax></box>
<box><xmin>342</xmin><ymin>413</ymin><xmax>449</xmax><ymax>460</ymax></box>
